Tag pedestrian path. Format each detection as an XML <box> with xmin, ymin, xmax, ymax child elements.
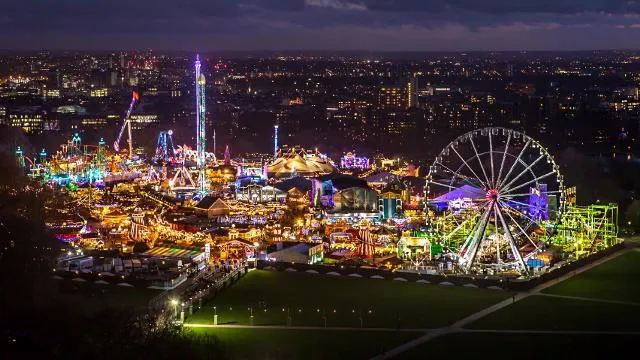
<box><xmin>183</xmin><ymin>323</ymin><xmax>433</xmax><ymax>332</ymax></box>
<box><xmin>463</xmin><ymin>328</ymin><xmax>640</xmax><ymax>336</ymax></box>
<box><xmin>534</xmin><ymin>292</ymin><xmax>640</xmax><ymax>307</ymax></box>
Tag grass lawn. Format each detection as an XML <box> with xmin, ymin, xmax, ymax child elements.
<box><xmin>543</xmin><ymin>251</ymin><xmax>640</xmax><ymax>303</ymax></box>
<box><xmin>468</xmin><ymin>295</ymin><xmax>640</xmax><ymax>331</ymax></box>
<box><xmin>53</xmin><ymin>280</ymin><xmax>162</xmax><ymax>314</ymax></box>
<box><xmin>188</xmin><ymin>270</ymin><xmax>510</xmax><ymax>329</ymax></box>
<box><xmin>186</xmin><ymin>327</ymin><xmax>422</xmax><ymax>360</ymax></box>
<box><xmin>395</xmin><ymin>332</ymin><xmax>640</xmax><ymax>359</ymax></box>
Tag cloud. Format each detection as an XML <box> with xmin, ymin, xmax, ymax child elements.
<box><xmin>305</xmin><ymin>0</ymin><xmax>367</xmax><ymax>11</ymax></box>
<box><xmin>1</xmin><ymin>0</ymin><xmax>640</xmax><ymax>50</ymax></box>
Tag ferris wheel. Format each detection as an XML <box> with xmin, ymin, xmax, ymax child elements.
<box><xmin>426</xmin><ymin>127</ymin><xmax>565</xmax><ymax>275</ymax></box>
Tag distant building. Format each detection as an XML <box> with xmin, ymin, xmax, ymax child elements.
<box><xmin>378</xmin><ymin>77</ymin><xmax>418</xmax><ymax>109</ymax></box>
<box><xmin>9</xmin><ymin>113</ymin><xmax>43</xmax><ymax>134</ymax></box>
<box><xmin>129</xmin><ymin>114</ymin><xmax>159</xmax><ymax>130</ymax></box>
<box><xmin>89</xmin><ymin>88</ymin><xmax>109</xmax><ymax>97</ymax></box>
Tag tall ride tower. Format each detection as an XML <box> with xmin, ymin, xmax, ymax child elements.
<box><xmin>195</xmin><ymin>55</ymin><xmax>208</xmax><ymax>195</ymax></box>
<box><xmin>273</xmin><ymin>124</ymin><xmax>279</xmax><ymax>159</ymax></box>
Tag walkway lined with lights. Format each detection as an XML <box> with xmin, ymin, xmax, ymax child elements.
<box><xmin>370</xmin><ymin>248</ymin><xmax>631</xmax><ymax>360</ymax></box>
<box><xmin>184</xmin><ymin>322</ymin><xmax>640</xmax><ymax>337</ymax></box>
<box><xmin>183</xmin><ymin>323</ymin><xmax>433</xmax><ymax>332</ymax></box>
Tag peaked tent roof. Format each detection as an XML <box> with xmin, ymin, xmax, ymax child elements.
<box><xmin>433</xmin><ymin>184</ymin><xmax>485</xmax><ymax>202</ymax></box>
<box><xmin>194</xmin><ymin>195</ymin><xmax>220</xmax><ymax>210</ymax></box>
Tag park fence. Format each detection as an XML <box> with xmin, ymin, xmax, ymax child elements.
<box><xmin>256</xmin><ymin>242</ymin><xmax>625</xmax><ymax>292</ymax></box>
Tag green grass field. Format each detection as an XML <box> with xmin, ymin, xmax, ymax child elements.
<box><xmin>468</xmin><ymin>295</ymin><xmax>640</xmax><ymax>331</ymax></box>
<box><xmin>187</xmin><ymin>270</ymin><xmax>510</xmax><ymax>329</ymax></box>
<box><xmin>395</xmin><ymin>332</ymin><xmax>640</xmax><ymax>359</ymax></box>
<box><xmin>53</xmin><ymin>280</ymin><xmax>162</xmax><ymax>314</ymax></box>
<box><xmin>543</xmin><ymin>251</ymin><xmax>640</xmax><ymax>303</ymax></box>
<box><xmin>186</xmin><ymin>327</ymin><xmax>422</xmax><ymax>360</ymax></box>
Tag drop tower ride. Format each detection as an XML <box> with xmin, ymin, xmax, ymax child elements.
<box><xmin>195</xmin><ymin>55</ymin><xmax>208</xmax><ymax>195</ymax></box>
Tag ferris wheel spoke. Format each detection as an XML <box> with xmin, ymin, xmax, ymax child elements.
<box><xmin>460</xmin><ymin>202</ymin><xmax>492</xmax><ymax>270</ymax></box>
<box><xmin>451</xmin><ymin>146</ymin><xmax>488</xmax><ymax>189</ymax></box>
<box><xmin>489</xmin><ymin>131</ymin><xmax>496</xmax><ymax>187</ymax></box>
<box><xmin>502</xmin><ymin>170</ymin><xmax>557</xmax><ymax>195</ymax></box>
<box><xmin>469</xmin><ymin>136</ymin><xmax>491</xmax><ymax>187</ymax></box>
<box><xmin>495</xmin><ymin>203</ymin><xmax>529</xmax><ymax>274</ymax></box>
<box><xmin>438</xmin><ymin>162</ymin><xmax>482</xmax><ymax>188</ymax></box>
<box><xmin>501</xmin><ymin>190</ymin><xmax>563</xmax><ymax>198</ymax></box>
<box><xmin>445</xmin><ymin>214</ymin><xmax>479</xmax><ymax>242</ymax></box>
<box><xmin>493</xmin><ymin>202</ymin><xmax>500</xmax><ymax>264</ymax></box>
<box><xmin>427</xmin><ymin>179</ymin><xmax>458</xmax><ymax>190</ymax></box>
<box><xmin>499</xmin><ymin>200</ymin><xmax>542</xmax><ymax>227</ymax></box>
<box><xmin>500</xmin><ymin>203</ymin><xmax>541</xmax><ymax>251</ymax></box>
<box><xmin>497</xmin><ymin>139</ymin><xmax>531</xmax><ymax>189</ymax></box>
<box><xmin>495</xmin><ymin>131</ymin><xmax>511</xmax><ymax>190</ymax></box>
<box><xmin>501</xmin><ymin>198</ymin><xmax>543</xmax><ymax>211</ymax></box>
<box><xmin>499</xmin><ymin>153</ymin><xmax>546</xmax><ymax>193</ymax></box>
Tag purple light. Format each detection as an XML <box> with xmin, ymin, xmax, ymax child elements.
<box><xmin>340</xmin><ymin>152</ymin><xmax>370</xmax><ymax>169</ymax></box>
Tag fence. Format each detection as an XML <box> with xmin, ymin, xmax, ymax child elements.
<box><xmin>256</xmin><ymin>242</ymin><xmax>625</xmax><ymax>292</ymax></box>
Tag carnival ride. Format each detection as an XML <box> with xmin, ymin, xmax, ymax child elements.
<box><xmin>153</xmin><ymin>130</ymin><xmax>178</xmax><ymax>163</ymax></box>
<box><xmin>113</xmin><ymin>91</ymin><xmax>139</xmax><ymax>159</ymax></box>
<box><xmin>554</xmin><ymin>204</ymin><xmax>619</xmax><ymax>257</ymax></box>
<box><xmin>426</xmin><ymin>127</ymin><xmax>566</xmax><ymax>276</ymax></box>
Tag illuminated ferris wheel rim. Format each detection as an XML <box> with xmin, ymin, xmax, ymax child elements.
<box><xmin>426</xmin><ymin>127</ymin><xmax>565</xmax><ymax>209</ymax></box>
<box><xmin>425</xmin><ymin>127</ymin><xmax>565</xmax><ymax>275</ymax></box>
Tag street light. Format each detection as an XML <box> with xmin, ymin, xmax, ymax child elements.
<box><xmin>170</xmin><ymin>299</ymin><xmax>179</xmax><ymax>318</ymax></box>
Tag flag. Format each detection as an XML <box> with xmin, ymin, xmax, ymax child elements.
<box><xmin>132</xmin><ymin>91</ymin><xmax>139</xmax><ymax>101</ymax></box>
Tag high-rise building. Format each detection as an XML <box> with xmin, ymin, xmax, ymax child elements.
<box><xmin>378</xmin><ymin>77</ymin><xmax>418</xmax><ymax>109</ymax></box>
<box><xmin>0</xmin><ymin>106</ymin><xmax>6</xmax><ymax>125</ymax></box>
<box><xmin>505</xmin><ymin>63</ymin><xmax>515</xmax><ymax>77</ymax></box>
<box><xmin>406</xmin><ymin>76</ymin><xmax>418</xmax><ymax>108</ymax></box>
<box><xmin>378</xmin><ymin>86</ymin><xmax>404</xmax><ymax>109</ymax></box>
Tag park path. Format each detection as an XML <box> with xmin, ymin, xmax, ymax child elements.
<box><xmin>534</xmin><ymin>292</ymin><xmax>640</xmax><ymax>306</ymax></box>
<box><xmin>183</xmin><ymin>323</ymin><xmax>434</xmax><ymax>332</ymax></box>
<box><xmin>369</xmin><ymin>248</ymin><xmax>631</xmax><ymax>360</ymax></box>
<box><xmin>463</xmin><ymin>328</ymin><xmax>640</xmax><ymax>335</ymax></box>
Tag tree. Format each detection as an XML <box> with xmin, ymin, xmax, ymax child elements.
<box><xmin>0</xmin><ymin>151</ymin><xmax>60</xmax><ymax>313</ymax></box>
<box><xmin>625</xmin><ymin>200</ymin><xmax>640</xmax><ymax>232</ymax></box>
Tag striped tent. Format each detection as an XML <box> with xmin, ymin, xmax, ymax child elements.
<box><xmin>356</xmin><ymin>229</ymin><xmax>375</xmax><ymax>258</ymax></box>
<box><xmin>143</xmin><ymin>246</ymin><xmax>203</xmax><ymax>259</ymax></box>
<box><xmin>358</xmin><ymin>229</ymin><xmax>374</xmax><ymax>243</ymax></box>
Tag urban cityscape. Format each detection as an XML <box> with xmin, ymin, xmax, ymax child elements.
<box><xmin>3</xmin><ymin>2</ymin><xmax>640</xmax><ymax>360</ymax></box>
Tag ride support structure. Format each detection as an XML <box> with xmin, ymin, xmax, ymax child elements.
<box><xmin>114</xmin><ymin>91</ymin><xmax>139</xmax><ymax>159</ymax></box>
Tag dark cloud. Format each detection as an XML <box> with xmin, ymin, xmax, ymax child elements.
<box><xmin>362</xmin><ymin>0</ymin><xmax>640</xmax><ymax>14</ymax></box>
<box><xmin>1</xmin><ymin>0</ymin><xmax>640</xmax><ymax>50</ymax></box>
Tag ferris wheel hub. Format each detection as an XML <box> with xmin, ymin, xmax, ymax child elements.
<box><xmin>486</xmin><ymin>188</ymin><xmax>499</xmax><ymax>201</ymax></box>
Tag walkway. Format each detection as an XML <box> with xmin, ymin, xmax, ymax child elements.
<box><xmin>370</xmin><ymin>248</ymin><xmax>631</xmax><ymax>360</ymax></box>
<box><xmin>184</xmin><ymin>323</ymin><xmax>433</xmax><ymax>332</ymax></box>
<box><xmin>534</xmin><ymin>292</ymin><xmax>640</xmax><ymax>307</ymax></box>
<box><xmin>464</xmin><ymin>328</ymin><xmax>640</xmax><ymax>336</ymax></box>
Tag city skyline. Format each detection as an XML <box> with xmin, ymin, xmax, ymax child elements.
<box><xmin>5</xmin><ymin>0</ymin><xmax>640</xmax><ymax>51</ymax></box>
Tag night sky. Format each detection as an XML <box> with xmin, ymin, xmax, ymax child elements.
<box><xmin>4</xmin><ymin>0</ymin><xmax>640</xmax><ymax>51</ymax></box>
